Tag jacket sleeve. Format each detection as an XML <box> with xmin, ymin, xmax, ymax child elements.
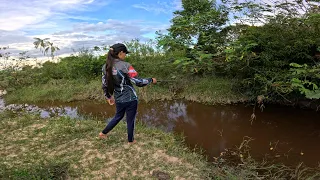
<box><xmin>127</xmin><ymin>65</ymin><xmax>153</xmax><ymax>87</ymax></box>
<box><xmin>102</xmin><ymin>64</ymin><xmax>112</xmax><ymax>99</ymax></box>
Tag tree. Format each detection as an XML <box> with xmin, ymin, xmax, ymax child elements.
<box><xmin>33</xmin><ymin>38</ymin><xmax>60</xmax><ymax>60</ymax></box>
<box><xmin>93</xmin><ymin>46</ymin><xmax>101</xmax><ymax>51</ymax></box>
<box><xmin>45</xmin><ymin>42</ymin><xmax>60</xmax><ymax>60</ymax></box>
<box><xmin>167</xmin><ymin>0</ymin><xmax>229</xmax><ymax>53</ymax></box>
<box><xmin>33</xmin><ymin>38</ymin><xmax>50</xmax><ymax>55</ymax></box>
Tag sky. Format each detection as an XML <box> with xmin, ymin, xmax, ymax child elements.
<box><xmin>0</xmin><ymin>0</ymin><xmax>182</xmax><ymax>58</ymax></box>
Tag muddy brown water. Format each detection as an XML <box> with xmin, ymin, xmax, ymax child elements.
<box><xmin>1</xmin><ymin>99</ymin><xmax>320</xmax><ymax>167</ymax></box>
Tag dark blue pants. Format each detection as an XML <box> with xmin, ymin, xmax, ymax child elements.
<box><xmin>102</xmin><ymin>100</ymin><xmax>137</xmax><ymax>142</ymax></box>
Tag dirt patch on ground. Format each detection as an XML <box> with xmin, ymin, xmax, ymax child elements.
<box><xmin>28</xmin><ymin>123</ymin><xmax>47</xmax><ymax>129</ymax></box>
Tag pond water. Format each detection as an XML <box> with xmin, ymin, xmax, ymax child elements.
<box><xmin>1</xmin><ymin>99</ymin><xmax>320</xmax><ymax>167</ymax></box>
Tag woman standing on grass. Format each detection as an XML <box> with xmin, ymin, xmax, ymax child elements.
<box><xmin>99</xmin><ymin>43</ymin><xmax>156</xmax><ymax>144</ymax></box>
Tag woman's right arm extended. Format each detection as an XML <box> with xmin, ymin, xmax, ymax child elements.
<box><xmin>127</xmin><ymin>65</ymin><xmax>156</xmax><ymax>87</ymax></box>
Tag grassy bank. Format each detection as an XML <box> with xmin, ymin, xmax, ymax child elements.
<box><xmin>3</xmin><ymin>76</ymin><xmax>247</xmax><ymax>105</ymax></box>
<box><xmin>0</xmin><ymin>112</ymin><xmax>212</xmax><ymax>179</ymax></box>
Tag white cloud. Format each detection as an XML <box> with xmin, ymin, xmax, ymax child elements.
<box><xmin>0</xmin><ymin>19</ymin><xmax>169</xmax><ymax>60</ymax></box>
<box><xmin>0</xmin><ymin>30</ymin><xmax>32</xmax><ymax>45</ymax></box>
<box><xmin>69</xmin><ymin>19</ymin><xmax>168</xmax><ymax>35</ymax></box>
<box><xmin>133</xmin><ymin>0</ymin><xmax>182</xmax><ymax>14</ymax></box>
<box><xmin>0</xmin><ymin>0</ymin><xmax>110</xmax><ymax>31</ymax></box>
<box><xmin>172</xmin><ymin>0</ymin><xmax>183</xmax><ymax>11</ymax></box>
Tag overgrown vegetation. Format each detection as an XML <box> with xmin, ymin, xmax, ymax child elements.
<box><xmin>157</xmin><ymin>0</ymin><xmax>320</xmax><ymax>104</ymax></box>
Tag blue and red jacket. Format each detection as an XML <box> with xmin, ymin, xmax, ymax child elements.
<box><xmin>102</xmin><ymin>59</ymin><xmax>153</xmax><ymax>103</ymax></box>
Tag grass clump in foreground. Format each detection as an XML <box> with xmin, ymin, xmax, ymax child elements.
<box><xmin>1</xmin><ymin>112</ymin><xmax>319</xmax><ymax>180</ymax></box>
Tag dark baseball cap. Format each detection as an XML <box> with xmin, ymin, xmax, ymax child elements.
<box><xmin>111</xmin><ymin>43</ymin><xmax>131</xmax><ymax>54</ymax></box>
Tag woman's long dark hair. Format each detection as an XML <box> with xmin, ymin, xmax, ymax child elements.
<box><xmin>106</xmin><ymin>48</ymin><xmax>119</xmax><ymax>95</ymax></box>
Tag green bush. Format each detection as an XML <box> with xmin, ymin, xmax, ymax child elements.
<box><xmin>0</xmin><ymin>49</ymin><xmax>107</xmax><ymax>91</ymax></box>
<box><xmin>57</xmin><ymin>52</ymin><xmax>105</xmax><ymax>79</ymax></box>
<box><xmin>125</xmin><ymin>39</ymin><xmax>177</xmax><ymax>79</ymax></box>
<box><xmin>226</xmin><ymin>13</ymin><xmax>320</xmax><ymax>100</ymax></box>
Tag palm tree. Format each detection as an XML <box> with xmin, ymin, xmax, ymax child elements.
<box><xmin>33</xmin><ymin>38</ymin><xmax>60</xmax><ymax>60</ymax></box>
<box><xmin>44</xmin><ymin>42</ymin><xmax>60</xmax><ymax>60</ymax></box>
<box><xmin>33</xmin><ymin>38</ymin><xmax>50</xmax><ymax>55</ymax></box>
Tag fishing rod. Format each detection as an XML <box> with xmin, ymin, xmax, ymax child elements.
<box><xmin>156</xmin><ymin>80</ymin><xmax>178</xmax><ymax>83</ymax></box>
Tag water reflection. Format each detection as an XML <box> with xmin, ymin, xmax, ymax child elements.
<box><xmin>138</xmin><ymin>102</ymin><xmax>197</xmax><ymax>132</ymax></box>
<box><xmin>137</xmin><ymin>101</ymin><xmax>320</xmax><ymax>167</ymax></box>
<box><xmin>0</xmin><ymin>101</ymin><xmax>83</xmax><ymax>120</ymax></box>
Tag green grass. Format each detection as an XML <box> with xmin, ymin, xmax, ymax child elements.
<box><xmin>4</xmin><ymin>79</ymin><xmax>104</xmax><ymax>104</ymax></box>
<box><xmin>180</xmin><ymin>77</ymin><xmax>247</xmax><ymax>105</ymax></box>
<box><xmin>4</xmin><ymin>76</ymin><xmax>247</xmax><ymax>105</ymax></box>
